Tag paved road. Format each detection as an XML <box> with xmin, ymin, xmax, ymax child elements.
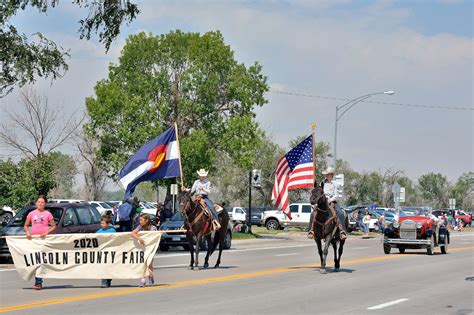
<box><xmin>0</xmin><ymin>232</ymin><xmax>473</xmax><ymax>314</ymax></box>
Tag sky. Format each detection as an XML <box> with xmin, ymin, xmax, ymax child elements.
<box><xmin>0</xmin><ymin>0</ymin><xmax>472</xmax><ymax>183</ymax></box>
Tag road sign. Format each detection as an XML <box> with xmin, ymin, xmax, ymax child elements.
<box><xmin>392</xmin><ymin>182</ymin><xmax>401</xmax><ymax>208</ymax></box>
<box><xmin>170</xmin><ymin>184</ymin><xmax>178</xmax><ymax>195</ymax></box>
<box><xmin>449</xmin><ymin>198</ymin><xmax>456</xmax><ymax>210</ymax></box>
<box><xmin>252</xmin><ymin>169</ymin><xmax>262</xmax><ymax>188</ymax></box>
<box><xmin>335</xmin><ymin>174</ymin><xmax>344</xmax><ymax>198</ymax></box>
<box><xmin>399</xmin><ymin>187</ymin><xmax>406</xmax><ymax>203</ymax></box>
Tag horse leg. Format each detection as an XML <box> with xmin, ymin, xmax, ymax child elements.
<box><xmin>332</xmin><ymin>240</ymin><xmax>339</xmax><ymax>272</ymax></box>
<box><xmin>215</xmin><ymin>231</ymin><xmax>225</xmax><ymax>268</ymax></box>
<box><xmin>336</xmin><ymin>240</ymin><xmax>345</xmax><ymax>271</ymax></box>
<box><xmin>315</xmin><ymin>237</ymin><xmax>324</xmax><ymax>273</ymax></box>
<box><xmin>320</xmin><ymin>235</ymin><xmax>332</xmax><ymax>274</ymax></box>
<box><xmin>195</xmin><ymin>232</ymin><xmax>202</xmax><ymax>269</ymax></box>
<box><xmin>186</xmin><ymin>232</ymin><xmax>195</xmax><ymax>270</ymax></box>
<box><xmin>203</xmin><ymin>234</ymin><xmax>213</xmax><ymax>269</ymax></box>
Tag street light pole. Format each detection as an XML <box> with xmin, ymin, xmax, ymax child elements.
<box><xmin>333</xmin><ymin>91</ymin><xmax>394</xmax><ymax>168</ymax></box>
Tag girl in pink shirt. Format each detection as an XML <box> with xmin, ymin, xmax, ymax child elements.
<box><xmin>23</xmin><ymin>195</ymin><xmax>57</xmax><ymax>290</ymax></box>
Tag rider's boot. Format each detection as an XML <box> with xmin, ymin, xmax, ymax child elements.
<box><xmin>307</xmin><ymin>230</ymin><xmax>315</xmax><ymax>239</ymax></box>
<box><xmin>339</xmin><ymin>230</ymin><xmax>347</xmax><ymax>241</ymax></box>
<box><xmin>212</xmin><ymin>219</ymin><xmax>221</xmax><ymax>231</ymax></box>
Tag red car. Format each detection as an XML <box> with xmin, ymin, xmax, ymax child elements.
<box><xmin>383</xmin><ymin>215</ymin><xmax>449</xmax><ymax>255</ymax></box>
<box><xmin>432</xmin><ymin>209</ymin><xmax>472</xmax><ymax>226</ymax></box>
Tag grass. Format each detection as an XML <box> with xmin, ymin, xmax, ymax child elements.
<box><xmin>232</xmin><ymin>232</ymin><xmax>258</xmax><ymax>240</ymax></box>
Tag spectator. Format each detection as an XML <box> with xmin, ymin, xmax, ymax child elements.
<box><xmin>23</xmin><ymin>195</ymin><xmax>57</xmax><ymax>290</ymax></box>
<box><xmin>457</xmin><ymin>218</ymin><xmax>464</xmax><ymax>233</ymax></box>
<box><xmin>362</xmin><ymin>211</ymin><xmax>371</xmax><ymax>236</ymax></box>
<box><xmin>378</xmin><ymin>213</ymin><xmax>386</xmax><ymax>233</ymax></box>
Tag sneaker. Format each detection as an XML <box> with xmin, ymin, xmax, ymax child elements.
<box><xmin>148</xmin><ymin>275</ymin><xmax>155</xmax><ymax>285</ymax></box>
<box><xmin>32</xmin><ymin>284</ymin><xmax>42</xmax><ymax>290</ymax></box>
<box><xmin>139</xmin><ymin>278</ymin><xmax>146</xmax><ymax>287</ymax></box>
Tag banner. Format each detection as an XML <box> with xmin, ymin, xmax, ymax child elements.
<box><xmin>6</xmin><ymin>232</ymin><xmax>161</xmax><ymax>281</ymax></box>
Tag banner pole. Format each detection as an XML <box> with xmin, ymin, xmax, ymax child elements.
<box><xmin>174</xmin><ymin>122</ymin><xmax>185</xmax><ymax>188</ymax></box>
<box><xmin>311</xmin><ymin>123</ymin><xmax>317</xmax><ymax>176</ymax></box>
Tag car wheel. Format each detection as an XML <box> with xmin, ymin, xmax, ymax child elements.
<box><xmin>224</xmin><ymin>231</ymin><xmax>232</xmax><ymax>249</ymax></box>
<box><xmin>159</xmin><ymin>244</ymin><xmax>169</xmax><ymax>252</ymax></box>
<box><xmin>399</xmin><ymin>248</ymin><xmax>405</xmax><ymax>254</ymax></box>
<box><xmin>427</xmin><ymin>235</ymin><xmax>435</xmax><ymax>255</ymax></box>
<box><xmin>0</xmin><ymin>212</ymin><xmax>13</xmax><ymax>224</ymax></box>
<box><xmin>266</xmin><ymin>219</ymin><xmax>280</xmax><ymax>230</ymax></box>
<box><xmin>383</xmin><ymin>245</ymin><xmax>391</xmax><ymax>254</ymax></box>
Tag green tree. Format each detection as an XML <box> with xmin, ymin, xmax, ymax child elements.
<box><xmin>86</xmin><ymin>30</ymin><xmax>268</xmax><ymax>188</ymax></box>
<box><xmin>450</xmin><ymin>172</ymin><xmax>474</xmax><ymax>209</ymax></box>
<box><xmin>1</xmin><ymin>0</ymin><xmax>139</xmax><ymax>96</ymax></box>
<box><xmin>418</xmin><ymin>173</ymin><xmax>449</xmax><ymax>208</ymax></box>
<box><xmin>48</xmin><ymin>152</ymin><xmax>77</xmax><ymax>199</ymax></box>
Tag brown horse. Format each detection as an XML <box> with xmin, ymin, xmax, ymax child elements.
<box><xmin>179</xmin><ymin>191</ymin><xmax>230</xmax><ymax>270</ymax></box>
<box><xmin>309</xmin><ymin>184</ymin><xmax>347</xmax><ymax>274</ymax></box>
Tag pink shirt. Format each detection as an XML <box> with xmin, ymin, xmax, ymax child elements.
<box><xmin>27</xmin><ymin>210</ymin><xmax>54</xmax><ymax>235</ymax></box>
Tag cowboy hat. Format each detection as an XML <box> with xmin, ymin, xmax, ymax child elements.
<box><xmin>196</xmin><ymin>168</ymin><xmax>209</xmax><ymax>177</ymax></box>
<box><xmin>322</xmin><ymin>166</ymin><xmax>335</xmax><ymax>175</ymax></box>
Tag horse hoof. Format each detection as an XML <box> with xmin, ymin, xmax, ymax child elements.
<box><xmin>334</xmin><ymin>268</ymin><xmax>340</xmax><ymax>272</ymax></box>
<box><xmin>188</xmin><ymin>266</ymin><xmax>194</xmax><ymax>270</ymax></box>
<box><xmin>214</xmin><ymin>264</ymin><xmax>220</xmax><ymax>269</ymax></box>
<box><xmin>319</xmin><ymin>268</ymin><xmax>326</xmax><ymax>274</ymax></box>
<box><xmin>203</xmin><ymin>263</ymin><xmax>209</xmax><ymax>269</ymax></box>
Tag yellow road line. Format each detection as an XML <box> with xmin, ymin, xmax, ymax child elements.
<box><xmin>1</xmin><ymin>246</ymin><xmax>473</xmax><ymax>313</ymax></box>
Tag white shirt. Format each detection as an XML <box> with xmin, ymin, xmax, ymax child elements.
<box><xmin>323</xmin><ymin>179</ymin><xmax>339</xmax><ymax>203</ymax></box>
<box><xmin>191</xmin><ymin>179</ymin><xmax>211</xmax><ymax>196</ymax></box>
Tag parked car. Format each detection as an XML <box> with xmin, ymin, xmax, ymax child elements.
<box><xmin>227</xmin><ymin>207</ymin><xmax>247</xmax><ymax>223</ymax></box>
<box><xmin>244</xmin><ymin>207</ymin><xmax>267</xmax><ymax>226</ymax></box>
<box><xmin>383</xmin><ymin>215</ymin><xmax>449</xmax><ymax>255</ymax></box>
<box><xmin>261</xmin><ymin>203</ymin><xmax>312</xmax><ymax>230</ymax></box>
<box><xmin>400</xmin><ymin>206</ymin><xmax>432</xmax><ymax>216</ymax></box>
<box><xmin>49</xmin><ymin>199</ymin><xmax>87</xmax><ymax>204</ymax></box>
<box><xmin>0</xmin><ymin>203</ymin><xmax>102</xmax><ymax>260</ymax></box>
<box><xmin>140</xmin><ymin>201</ymin><xmax>158</xmax><ymax>215</ymax></box>
<box><xmin>158</xmin><ymin>211</ymin><xmax>232</xmax><ymax>251</ymax></box>
<box><xmin>88</xmin><ymin>201</ymin><xmax>113</xmax><ymax>215</ymax></box>
<box><xmin>432</xmin><ymin>209</ymin><xmax>472</xmax><ymax>226</ymax></box>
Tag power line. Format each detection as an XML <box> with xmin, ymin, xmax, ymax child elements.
<box><xmin>268</xmin><ymin>90</ymin><xmax>474</xmax><ymax>111</ymax></box>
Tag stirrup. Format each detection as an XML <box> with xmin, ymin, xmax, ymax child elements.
<box><xmin>212</xmin><ymin>220</ymin><xmax>221</xmax><ymax>231</ymax></box>
<box><xmin>307</xmin><ymin>231</ymin><xmax>315</xmax><ymax>239</ymax></box>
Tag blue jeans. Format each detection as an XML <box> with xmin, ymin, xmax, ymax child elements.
<box><xmin>204</xmin><ymin>198</ymin><xmax>219</xmax><ymax>222</ymax></box>
<box><xmin>35</xmin><ymin>277</ymin><xmax>43</xmax><ymax>286</ymax></box>
<box><xmin>334</xmin><ymin>203</ymin><xmax>347</xmax><ymax>233</ymax></box>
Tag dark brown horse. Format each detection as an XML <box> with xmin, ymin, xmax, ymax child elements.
<box><xmin>179</xmin><ymin>191</ymin><xmax>230</xmax><ymax>270</ymax></box>
<box><xmin>309</xmin><ymin>184</ymin><xmax>347</xmax><ymax>274</ymax></box>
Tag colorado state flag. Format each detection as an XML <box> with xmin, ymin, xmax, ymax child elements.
<box><xmin>119</xmin><ymin>126</ymin><xmax>180</xmax><ymax>198</ymax></box>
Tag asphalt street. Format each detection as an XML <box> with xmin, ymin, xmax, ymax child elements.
<box><xmin>0</xmin><ymin>232</ymin><xmax>473</xmax><ymax>314</ymax></box>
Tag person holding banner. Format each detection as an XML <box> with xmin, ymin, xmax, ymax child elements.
<box><xmin>23</xmin><ymin>195</ymin><xmax>57</xmax><ymax>290</ymax></box>
<box><xmin>132</xmin><ymin>214</ymin><xmax>157</xmax><ymax>287</ymax></box>
<box><xmin>96</xmin><ymin>215</ymin><xmax>116</xmax><ymax>288</ymax></box>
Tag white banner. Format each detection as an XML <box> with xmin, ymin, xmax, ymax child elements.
<box><xmin>6</xmin><ymin>232</ymin><xmax>161</xmax><ymax>281</ymax></box>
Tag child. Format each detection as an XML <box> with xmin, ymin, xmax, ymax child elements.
<box><xmin>96</xmin><ymin>215</ymin><xmax>116</xmax><ymax>288</ymax></box>
<box><xmin>132</xmin><ymin>213</ymin><xmax>156</xmax><ymax>287</ymax></box>
<box><xmin>24</xmin><ymin>195</ymin><xmax>57</xmax><ymax>290</ymax></box>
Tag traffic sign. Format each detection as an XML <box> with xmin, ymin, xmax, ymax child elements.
<box><xmin>170</xmin><ymin>184</ymin><xmax>178</xmax><ymax>195</ymax></box>
<box><xmin>449</xmin><ymin>198</ymin><xmax>456</xmax><ymax>210</ymax></box>
<box><xmin>399</xmin><ymin>187</ymin><xmax>406</xmax><ymax>203</ymax></box>
<box><xmin>335</xmin><ymin>174</ymin><xmax>344</xmax><ymax>198</ymax></box>
<box><xmin>252</xmin><ymin>169</ymin><xmax>262</xmax><ymax>188</ymax></box>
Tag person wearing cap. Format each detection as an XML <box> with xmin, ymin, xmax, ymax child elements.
<box><xmin>308</xmin><ymin>167</ymin><xmax>347</xmax><ymax>240</ymax></box>
<box><xmin>189</xmin><ymin>169</ymin><xmax>221</xmax><ymax>229</ymax></box>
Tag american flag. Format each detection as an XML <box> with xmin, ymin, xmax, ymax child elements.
<box><xmin>272</xmin><ymin>135</ymin><xmax>314</xmax><ymax>219</ymax></box>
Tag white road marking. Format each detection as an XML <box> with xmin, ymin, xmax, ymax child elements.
<box><xmin>367</xmin><ymin>298</ymin><xmax>409</xmax><ymax>310</ymax></box>
<box><xmin>449</xmin><ymin>234</ymin><xmax>474</xmax><ymax>239</ymax></box>
<box><xmin>353</xmin><ymin>247</ymin><xmax>370</xmax><ymax>250</ymax></box>
<box><xmin>275</xmin><ymin>253</ymin><xmax>300</xmax><ymax>257</ymax></box>
<box><xmin>155</xmin><ymin>263</ymin><xmax>188</xmax><ymax>269</ymax></box>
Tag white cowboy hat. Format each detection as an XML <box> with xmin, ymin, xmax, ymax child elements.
<box><xmin>196</xmin><ymin>169</ymin><xmax>209</xmax><ymax>177</ymax></box>
<box><xmin>322</xmin><ymin>167</ymin><xmax>336</xmax><ymax>175</ymax></box>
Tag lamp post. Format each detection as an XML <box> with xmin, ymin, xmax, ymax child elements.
<box><xmin>333</xmin><ymin>91</ymin><xmax>394</xmax><ymax>168</ymax></box>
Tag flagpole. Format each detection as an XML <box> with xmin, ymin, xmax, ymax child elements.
<box><xmin>310</xmin><ymin>123</ymin><xmax>317</xmax><ymax>186</ymax></box>
<box><xmin>174</xmin><ymin>122</ymin><xmax>185</xmax><ymax>188</ymax></box>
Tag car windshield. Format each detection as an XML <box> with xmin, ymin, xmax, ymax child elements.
<box><xmin>99</xmin><ymin>202</ymin><xmax>111</xmax><ymax>208</ymax></box>
<box><xmin>8</xmin><ymin>207</ymin><xmax>63</xmax><ymax>227</ymax></box>
<box><xmin>170</xmin><ymin>211</ymin><xmax>184</xmax><ymax>221</ymax></box>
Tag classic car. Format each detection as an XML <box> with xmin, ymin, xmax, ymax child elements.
<box><xmin>383</xmin><ymin>215</ymin><xmax>449</xmax><ymax>255</ymax></box>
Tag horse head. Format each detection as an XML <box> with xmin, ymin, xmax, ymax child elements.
<box><xmin>311</xmin><ymin>183</ymin><xmax>328</xmax><ymax>210</ymax></box>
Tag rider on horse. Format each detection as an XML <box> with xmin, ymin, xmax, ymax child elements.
<box><xmin>184</xmin><ymin>168</ymin><xmax>221</xmax><ymax>230</ymax></box>
<box><xmin>308</xmin><ymin>166</ymin><xmax>347</xmax><ymax>240</ymax></box>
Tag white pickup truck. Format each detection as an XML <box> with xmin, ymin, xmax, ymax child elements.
<box><xmin>261</xmin><ymin>203</ymin><xmax>312</xmax><ymax>230</ymax></box>
<box><xmin>227</xmin><ymin>207</ymin><xmax>247</xmax><ymax>223</ymax></box>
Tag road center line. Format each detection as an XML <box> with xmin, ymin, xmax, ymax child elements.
<box><xmin>2</xmin><ymin>247</ymin><xmax>473</xmax><ymax>313</ymax></box>
<box><xmin>275</xmin><ymin>253</ymin><xmax>300</xmax><ymax>257</ymax></box>
<box><xmin>367</xmin><ymin>298</ymin><xmax>409</xmax><ymax>310</ymax></box>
